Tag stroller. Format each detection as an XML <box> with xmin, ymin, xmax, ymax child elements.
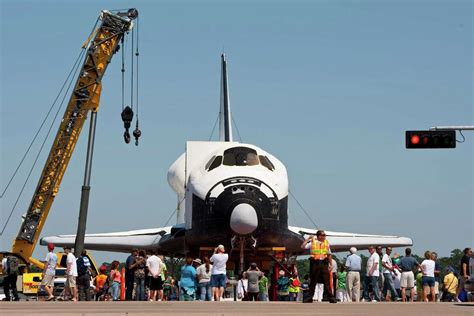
<box><xmin>95</xmin><ymin>278</ymin><xmax>111</xmax><ymax>301</ymax></box>
<box><xmin>94</xmin><ymin>265</ymin><xmax>111</xmax><ymax>301</ymax></box>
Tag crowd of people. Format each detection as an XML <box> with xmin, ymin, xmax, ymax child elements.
<box><xmin>1</xmin><ymin>239</ymin><xmax>472</xmax><ymax>303</ymax></box>
<box><xmin>297</xmin><ymin>234</ymin><xmax>472</xmax><ymax>303</ymax></box>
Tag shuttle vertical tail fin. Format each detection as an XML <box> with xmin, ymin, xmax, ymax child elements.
<box><xmin>219</xmin><ymin>54</ymin><xmax>233</xmax><ymax>142</ymax></box>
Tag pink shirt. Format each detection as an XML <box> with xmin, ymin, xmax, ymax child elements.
<box><xmin>110</xmin><ymin>269</ymin><xmax>122</xmax><ymax>283</ymax></box>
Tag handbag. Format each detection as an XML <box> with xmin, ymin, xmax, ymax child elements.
<box><xmin>240</xmin><ymin>280</ymin><xmax>249</xmax><ymax>301</ymax></box>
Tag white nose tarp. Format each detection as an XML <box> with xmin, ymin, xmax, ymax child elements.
<box><xmin>230</xmin><ymin>203</ymin><xmax>258</xmax><ymax>235</ymax></box>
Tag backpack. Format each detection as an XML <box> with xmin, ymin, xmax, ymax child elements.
<box><xmin>277</xmin><ymin>277</ymin><xmax>289</xmax><ymax>291</ymax></box>
<box><xmin>300</xmin><ymin>281</ymin><xmax>310</xmax><ymax>291</ymax></box>
<box><xmin>6</xmin><ymin>256</ymin><xmax>19</xmax><ymax>275</ymax></box>
<box><xmin>77</xmin><ymin>257</ymin><xmax>89</xmax><ymax>276</ymax></box>
<box><xmin>292</xmin><ymin>278</ymin><xmax>300</xmax><ymax>287</ymax></box>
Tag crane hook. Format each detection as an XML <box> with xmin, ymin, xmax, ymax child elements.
<box><xmin>133</xmin><ymin>120</ymin><xmax>141</xmax><ymax>146</ymax></box>
<box><xmin>121</xmin><ymin>106</ymin><xmax>134</xmax><ymax>144</ymax></box>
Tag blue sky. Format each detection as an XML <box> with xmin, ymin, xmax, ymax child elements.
<box><xmin>1</xmin><ymin>0</ymin><xmax>472</xmax><ymax>264</ymax></box>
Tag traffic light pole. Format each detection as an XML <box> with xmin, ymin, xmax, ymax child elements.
<box><xmin>430</xmin><ymin>125</ymin><xmax>474</xmax><ymax>131</ymax></box>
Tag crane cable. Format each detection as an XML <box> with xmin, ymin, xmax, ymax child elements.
<box><xmin>150</xmin><ymin>195</ymin><xmax>184</xmax><ymax>246</ymax></box>
<box><xmin>130</xmin><ymin>20</ymin><xmax>134</xmax><ymax>112</ymax></box>
<box><xmin>288</xmin><ymin>189</ymin><xmax>319</xmax><ymax>229</ymax></box>
<box><xmin>208</xmin><ymin>114</ymin><xmax>219</xmax><ymax>141</ymax></box>
<box><xmin>208</xmin><ymin>113</ymin><xmax>243</xmax><ymax>142</ymax></box>
<box><xmin>135</xmin><ymin>17</ymin><xmax>139</xmax><ymax>121</ymax></box>
<box><xmin>1</xmin><ymin>48</ymin><xmax>87</xmax><ymax>235</ymax></box>
<box><xmin>231</xmin><ymin>115</ymin><xmax>243</xmax><ymax>142</ymax></box>
<box><xmin>132</xmin><ymin>17</ymin><xmax>141</xmax><ymax>145</ymax></box>
<box><xmin>121</xmin><ymin>36</ymin><xmax>125</xmax><ymax>111</ymax></box>
<box><xmin>0</xmin><ymin>48</ymin><xmax>88</xmax><ymax>200</ymax></box>
<box><xmin>120</xmin><ymin>17</ymin><xmax>141</xmax><ymax>145</ymax></box>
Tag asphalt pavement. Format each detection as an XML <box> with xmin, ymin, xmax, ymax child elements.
<box><xmin>0</xmin><ymin>301</ymin><xmax>473</xmax><ymax>316</ymax></box>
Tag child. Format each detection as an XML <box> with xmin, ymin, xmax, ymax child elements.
<box><xmin>93</xmin><ymin>265</ymin><xmax>109</xmax><ymax>301</ymax></box>
<box><xmin>336</xmin><ymin>265</ymin><xmax>350</xmax><ymax>302</ymax></box>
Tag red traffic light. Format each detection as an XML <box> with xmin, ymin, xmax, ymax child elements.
<box><xmin>406</xmin><ymin>130</ymin><xmax>456</xmax><ymax>149</ymax></box>
<box><xmin>410</xmin><ymin>135</ymin><xmax>420</xmax><ymax>145</ymax></box>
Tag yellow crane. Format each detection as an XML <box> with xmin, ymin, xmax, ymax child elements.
<box><xmin>1</xmin><ymin>8</ymin><xmax>139</xmax><ymax>277</ymax></box>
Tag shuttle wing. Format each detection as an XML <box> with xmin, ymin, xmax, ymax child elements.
<box><xmin>42</xmin><ymin>225</ymin><xmax>412</xmax><ymax>254</ymax></box>
<box><xmin>40</xmin><ymin>227</ymin><xmax>172</xmax><ymax>253</ymax></box>
<box><xmin>289</xmin><ymin>226</ymin><xmax>413</xmax><ymax>253</ymax></box>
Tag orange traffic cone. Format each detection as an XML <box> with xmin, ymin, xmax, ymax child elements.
<box><xmin>120</xmin><ymin>267</ymin><xmax>126</xmax><ymax>301</ymax></box>
<box><xmin>329</xmin><ymin>270</ymin><xmax>334</xmax><ymax>295</ymax></box>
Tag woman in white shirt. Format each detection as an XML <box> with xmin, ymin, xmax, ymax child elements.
<box><xmin>420</xmin><ymin>251</ymin><xmax>436</xmax><ymax>302</ymax></box>
<box><xmin>196</xmin><ymin>257</ymin><xmax>213</xmax><ymax>301</ymax></box>
<box><xmin>237</xmin><ymin>272</ymin><xmax>248</xmax><ymax>301</ymax></box>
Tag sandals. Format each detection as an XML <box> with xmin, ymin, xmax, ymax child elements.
<box><xmin>46</xmin><ymin>296</ymin><xmax>55</xmax><ymax>301</ymax></box>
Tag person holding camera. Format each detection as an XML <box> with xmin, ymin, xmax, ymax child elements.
<box><xmin>210</xmin><ymin>244</ymin><xmax>228</xmax><ymax>301</ymax></box>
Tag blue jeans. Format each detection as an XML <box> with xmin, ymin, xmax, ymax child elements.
<box><xmin>111</xmin><ymin>281</ymin><xmax>120</xmax><ymax>301</ymax></box>
<box><xmin>259</xmin><ymin>293</ymin><xmax>268</xmax><ymax>301</ymax></box>
<box><xmin>135</xmin><ymin>278</ymin><xmax>145</xmax><ymax>301</ymax></box>
<box><xmin>363</xmin><ymin>276</ymin><xmax>381</xmax><ymax>301</ymax></box>
<box><xmin>382</xmin><ymin>273</ymin><xmax>398</xmax><ymax>300</ymax></box>
<box><xmin>289</xmin><ymin>292</ymin><xmax>298</xmax><ymax>301</ymax></box>
<box><xmin>199</xmin><ymin>282</ymin><xmax>212</xmax><ymax>301</ymax></box>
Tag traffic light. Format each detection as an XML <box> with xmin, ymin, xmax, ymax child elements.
<box><xmin>406</xmin><ymin>130</ymin><xmax>456</xmax><ymax>149</ymax></box>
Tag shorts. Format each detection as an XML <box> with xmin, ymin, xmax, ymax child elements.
<box><xmin>150</xmin><ymin>276</ymin><xmax>163</xmax><ymax>291</ymax></box>
<box><xmin>422</xmin><ymin>276</ymin><xmax>435</xmax><ymax>287</ymax></box>
<box><xmin>400</xmin><ymin>271</ymin><xmax>414</xmax><ymax>288</ymax></box>
<box><xmin>210</xmin><ymin>274</ymin><xmax>226</xmax><ymax>288</ymax></box>
<box><xmin>41</xmin><ymin>274</ymin><xmax>55</xmax><ymax>287</ymax></box>
<box><xmin>66</xmin><ymin>275</ymin><xmax>76</xmax><ymax>288</ymax></box>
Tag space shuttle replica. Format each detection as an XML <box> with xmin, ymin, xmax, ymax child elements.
<box><xmin>42</xmin><ymin>55</ymin><xmax>412</xmax><ymax>265</ymax></box>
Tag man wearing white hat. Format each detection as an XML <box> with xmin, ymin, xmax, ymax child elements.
<box><xmin>345</xmin><ymin>247</ymin><xmax>361</xmax><ymax>302</ymax></box>
<box><xmin>210</xmin><ymin>244</ymin><xmax>228</xmax><ymax>301</ymax></box>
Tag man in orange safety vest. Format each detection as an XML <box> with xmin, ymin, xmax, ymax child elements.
<box><xmin>301</xmin><ymin>230</ymin><xmax>337</xmax><ymax>303</ymax></box>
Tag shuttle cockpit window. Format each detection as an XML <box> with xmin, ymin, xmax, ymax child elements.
<box><xmin>207</xmin><ymin>155</ymin><xmax>223</xmax><ymax>171</ymax></box>
<box><xmin>205</xmin><ymin>156</ymin><xmax>216</xmax><ymax>170</ymax></box>
<box><xmin>223</xmin><ymin>147</ymin><xmax>259</xmax><ymax>166</ymax></box>
<box><xmin>259</xmin><ymin>155</ymin><xmax>275</xmax><ymax>171</ymax></box>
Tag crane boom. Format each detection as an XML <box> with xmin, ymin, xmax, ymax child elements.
<box><xmin>11</xmin><ymin>9</ymin><xmax>138</xmax><ymax>263</ymax></box>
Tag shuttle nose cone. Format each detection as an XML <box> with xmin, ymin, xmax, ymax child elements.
<box><xmin>230</xmin><ymin>203</ymin><xmax>258</xmax><ymax>235</ymax></box>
